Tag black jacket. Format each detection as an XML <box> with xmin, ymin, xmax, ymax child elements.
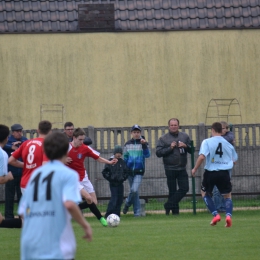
<box><xmin>102</xmin><ymin>157</ymin><xmax>129</xmax><ymax>186</ymax></box>
<box><xmin>156</xmin><ymin>131</ymin><xmax>191</xmax><ymax>170</ymax></box>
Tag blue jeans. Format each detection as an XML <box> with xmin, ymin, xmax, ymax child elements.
<box><xmin>105</xmin><ymin>184</ymin><xmax>124</xmax><ymax>218</ymax></box>
<box><xmin>212</xmin><ymin>169</ymin><xmax>232</xmax><ymax>211</ymax></box>
<box><xmin>125</xmin><ymin>175</ymin><xmax>143</xmax><ymax>216</ymax></box>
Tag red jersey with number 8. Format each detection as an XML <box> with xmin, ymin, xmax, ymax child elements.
<box><xmin>12</xmin><ymin>137</ymin><xmax>48</xmax><ymax>188</ymax></box>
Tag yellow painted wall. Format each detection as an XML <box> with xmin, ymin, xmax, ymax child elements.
<box><xmin>0</xmin><ymin>30</ymin><xmax>259</xmax><ymax>130</ymax></box>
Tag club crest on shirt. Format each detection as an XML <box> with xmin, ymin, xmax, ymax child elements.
<box><xmin>77</xmin><ymin>153</ymin><xmax>82</xmax><ymax>159</ymax></box>
<box><xmin>26</xmin><ymin>207</ymin><xmax>30</xmax><ymax>215</ymax></box>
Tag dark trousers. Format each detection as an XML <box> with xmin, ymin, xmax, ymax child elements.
<box><xmin>105</xmin><ymin>183</ymin><xmax>124</xmax><ymax>218</ymax></box>
<box><xmin>164</xmin><ymin>169</ymin><xmax>189</xmax><ymax>213</ymax></box>
<box><xmin>5</xmin><ymin>175</ymin><xmax>22</xmax><ymax>219</ymax></box>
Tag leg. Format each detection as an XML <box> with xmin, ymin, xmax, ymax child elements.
<box><xmin>201</xmin><ymin>171</ymin><xmax>221</xmax><ymax>226</ymax></box>
<box><xmin>79</xmin><ymin>188</ymin><xmax>107</xmax><ymax>227</ymax></box>
<box><xmin>123</xmin><ymin>175</ymin><xmax>134</xmax><ymax>214</ymax></box>
<box><xmin>212</xmin><ymin>186</ymin><xmax>225</xmax><ymax>212</ymax></box>
<box><xmin>217</xmin><ymin>170</ymin><xmax>233</xmax><ymax>227</ymax></box>
<box><xmin>80</xmin><ymin>189</ymin><xmax>93</xmax><ymax>204</ymax></box>
<box><xmin>81</xmin><ymin>172</ymin><xmax>97</xmax><ymax>204</ymax></box>
<box><xmin>172</xmin><ymin>170</ymin><xmax>189</xmax><ymax>214</ymax></box>
<box><xmin>124</xmin><ymin>175</ymin><xmax>143</xmax><ymax>216</ymax></box>
<box><xmin>164</xmin><ymin>170</ymin><xmax>177</xmax><ymax>214</ymax></box>
<box><xmin>105</xmin><ymin>184</ymin><xmax>118</xmax><ymax>218</ymax></box>
<box><xmin>131</xmin><ymin>175</ymin><xmax>143</xmax><ymax>216</ymax></box>
<box><xmin>89</xmin><ymin>192</ymin><xmax>97</xmax><ymax>205</ymax></box>
<box><xmin>15</xmin><ymin>175</ymin><xmax>22</xmax><ymax>205</ymax></box>
<box><xmin>5</xmin><ymin>179</ymin><xmax>15</xmax><ymax>219</ymax></box>
<box><xmin>223</xmin><ymin>193</ymin><xmax>233</xmax><ymax>227</ymax></box>
<box><xmin>114</xmin><ymin>184</ymin><xmax>124</xmax><ymax>217</ymax></box>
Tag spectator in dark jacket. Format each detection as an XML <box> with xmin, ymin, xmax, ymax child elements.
<box><xmin>102</xmin><ymin>145</ymin><xmax>128</xmax><ymax>218</ymax></box>
<box><xmin>3</xmin><ymin>124</ymin><xmax>27</xmax><ymax>219</ymax></box>
<box><xmin>156</xmin><ymin>118</ymin><xmax>191</xmax><ymax>215</ymax></box>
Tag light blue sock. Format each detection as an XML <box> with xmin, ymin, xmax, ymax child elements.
<box><xmin>203</xmin><ymin>195</ymin><xmax>218</xmax><ymax>216</ymax></box>
<box><xmin>225</xmin><ymin>198</ymin><xmax>233</xmax><ymax>217</ymax></box>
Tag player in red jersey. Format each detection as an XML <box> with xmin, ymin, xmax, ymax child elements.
<box><xmin>67</xmin><ymin>128</ymin><xmax>117</xmax><ymax>227</ymax></box>
<box><xmin>8</xmin><ymin>120</ymin><xmax>52</xmax><ymax>193</ymax></box>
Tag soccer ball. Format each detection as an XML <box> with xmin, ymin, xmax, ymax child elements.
<box><xmin>106</xmin><ymin>214</ymin><xmax>120</xmax><ymax>227</ymax></box>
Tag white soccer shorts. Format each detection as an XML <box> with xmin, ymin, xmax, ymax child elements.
<box><xmin>77</xmin><ymin>171</ymin><xmax>95</xmax><ymax>193</ymax></box>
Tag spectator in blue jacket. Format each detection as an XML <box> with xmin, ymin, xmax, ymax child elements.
<box><xmin>3</xmin><ymin>124</ymin><xmax>27</xmax><ymax>219</ymax></box>
<box><xmin>123</xmin><ymin>125</ymin><xmax>150</xmax><ymax>217</ymax></box>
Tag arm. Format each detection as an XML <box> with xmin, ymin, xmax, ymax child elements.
<box><xmin>8</xmin><ymin>156</ymin><xmax>24</xmax><ymax>168</ymax></box>
<box><xmin>156</xmin><ymin>138</ymin><xmax>173</xmax><ymax>158</ymax></box>
<box><xmin>97</xmin><ymin>156</ymin><xmax>117</xmax><ymax>165</ymax></box>
<box><xmin>102</xmin><ymin>164</ymin><xmax>112</xmax><ymax>181</ymax></box>
<box><xmin>140</xmin><ymin>138</ymin><xmax>151</xmax><ymax>158</ymax></box>
<box><xmin>64</xmin><ymin>200</ymin><xmax>92</xmax><ymax>242</ymax></box>
<box><xmin>224</xmin><ymin>131</ymin><xmax>235</xmax><ymax>144</ymax></box>
<box><xmin>0</xmin><ymin>171</ymin><xmax>14</xmax><ymax>184</ymax></box>
<box><xmin>191</xmin><ymin>154</ymin><xmax>205</xmax><ymax>177</ymax></box>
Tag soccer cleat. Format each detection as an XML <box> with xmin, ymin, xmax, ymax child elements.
<box><xmin>123</xmin><ymin>205</ymin><xmax>129</xmax><ymax>214</ymax></box>
<box><xmin>225</xmin><ymin>216</ymin><xmax>232</xmax><ymax>228</ymax></box>
<box><xmin>210</xmin><ymin>214</ymin><xmax>221</xmax><ymax>226</ymax></box>
<box><xmin>99</xmin><ymin>217</ymin><xmax>108</xmax><ymax>227</ymax></box>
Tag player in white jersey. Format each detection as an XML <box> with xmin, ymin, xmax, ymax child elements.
<box><xmin>192</xmin><ymin>122</ymin><xmax>238</xmax><ymax>228</ymax></box>
<box><xmin>0</xmin><ymin>124</ymin><xmax>16</xmax><ymax>227</ymax></box>
<box><xmin>18</xmin><ymin>132</ymin><xmax>92</xmax><ymax>260</ymax></box>
<box><xmin>0</xmin><ymin>124</ymin><xmax>13</xmax><ymax>184</ymax></box>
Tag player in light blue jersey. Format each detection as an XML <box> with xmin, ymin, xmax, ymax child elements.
<box><xmin>192</xmin><ymin>122</ymin><xmax>238</xmax><ymax>228</ymax></box>
<box><xmin>18</xmin><ymin>132</ymin><xmax>92</xmax><ymax>260</ymax></box>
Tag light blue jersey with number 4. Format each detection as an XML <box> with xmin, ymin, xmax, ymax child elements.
<box><xmin>18</xmin><ymin>160</ymin><xmax>81</xmax><ymax>260</ymax></box>
<box><xmin>199</xmin><ymin>136</ymin><xmax>238</xmax><ymax>171</ymax></box>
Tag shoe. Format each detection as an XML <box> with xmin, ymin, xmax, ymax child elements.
<box><xmin>99</xmin><ymin>217</ymin><xmax>108</xmax><ymax>227</ymax></box>
<box><xmin>210</xmin><ymin>214</ymin><xmax>221</xmax><ymax>226</ymax></box>
<box><xmin>123</xmin><ymin>205</ymin><xmax>129</xmax><ymax>214</ymax></box>
<box><xmin>225</xmin><ymin>216</ymin><xmax>232</xmax><ymax>228</ymax></box>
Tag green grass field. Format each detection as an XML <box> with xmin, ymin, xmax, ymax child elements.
<box><xmin>1</xmin><ymin>210</ymin><xmax>259</xmax><ymax>260</ymax></box>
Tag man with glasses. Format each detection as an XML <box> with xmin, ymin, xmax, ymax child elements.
<box><xmin>63</xmin><ymin>122</ymin><xmax>74</xmax><ymax>142</ymax></box>
<box><xmin>64</xmin><ymin>122</ymin><xmax>92</xmax><ymax>145</ymax></box>
<box><xmin>3</xmin><ymin>124</ymin><xmax>27</xmax><ymax>219</ymax></box>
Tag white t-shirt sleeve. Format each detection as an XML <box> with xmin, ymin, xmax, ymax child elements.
<box><xmin>0</xmin><ymin>148</ymin><xmax>8</xmax><ymax>177</ymax></box>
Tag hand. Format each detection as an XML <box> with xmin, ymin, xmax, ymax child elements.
<box><xmin>110</xmin><ymin>158</ymin><xmax>118</xmax><ymax>165</ymax></box>
<box><xmin>140</xmin><ymin>138</ymin><xmax>147</xmax><ymax>144</ymax></box>
<box><xmin>178</xmin><ymin>141</ymin><xmax>187</xmax><ymax>148</ymax></box>
<box><xmin>7</xmin><ymin>171</ymin><xmax>14</xmax><ymax>181</ymax></box>
<box><xmin>170</xmin><ymin>141</ymin><xmax>177</xmax><ymax>149</ymax></box>
<box><xmin>11</xmin><ymin>141</ymin><xmax>21</xmax><ymax>150</ymax></box>
<box><xmin>65</xmin><ymin>157</ymin><xmax>72</xmax><ymax>164</ymax></box>
<box><xmin>191</xmin><ymin>168</ymin><xmax>196</xmax><ymax>177</ymax></box>
<box><xmin>82</xmin><ymin>223</ymin><xmax>93</xmax><ymax>242</ymax></box>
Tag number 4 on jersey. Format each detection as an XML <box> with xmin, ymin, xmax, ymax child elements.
<box><xmin>215</xmin><ymin>143</ymin><xmax>223</xmax><ymax>158</ymax></box>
